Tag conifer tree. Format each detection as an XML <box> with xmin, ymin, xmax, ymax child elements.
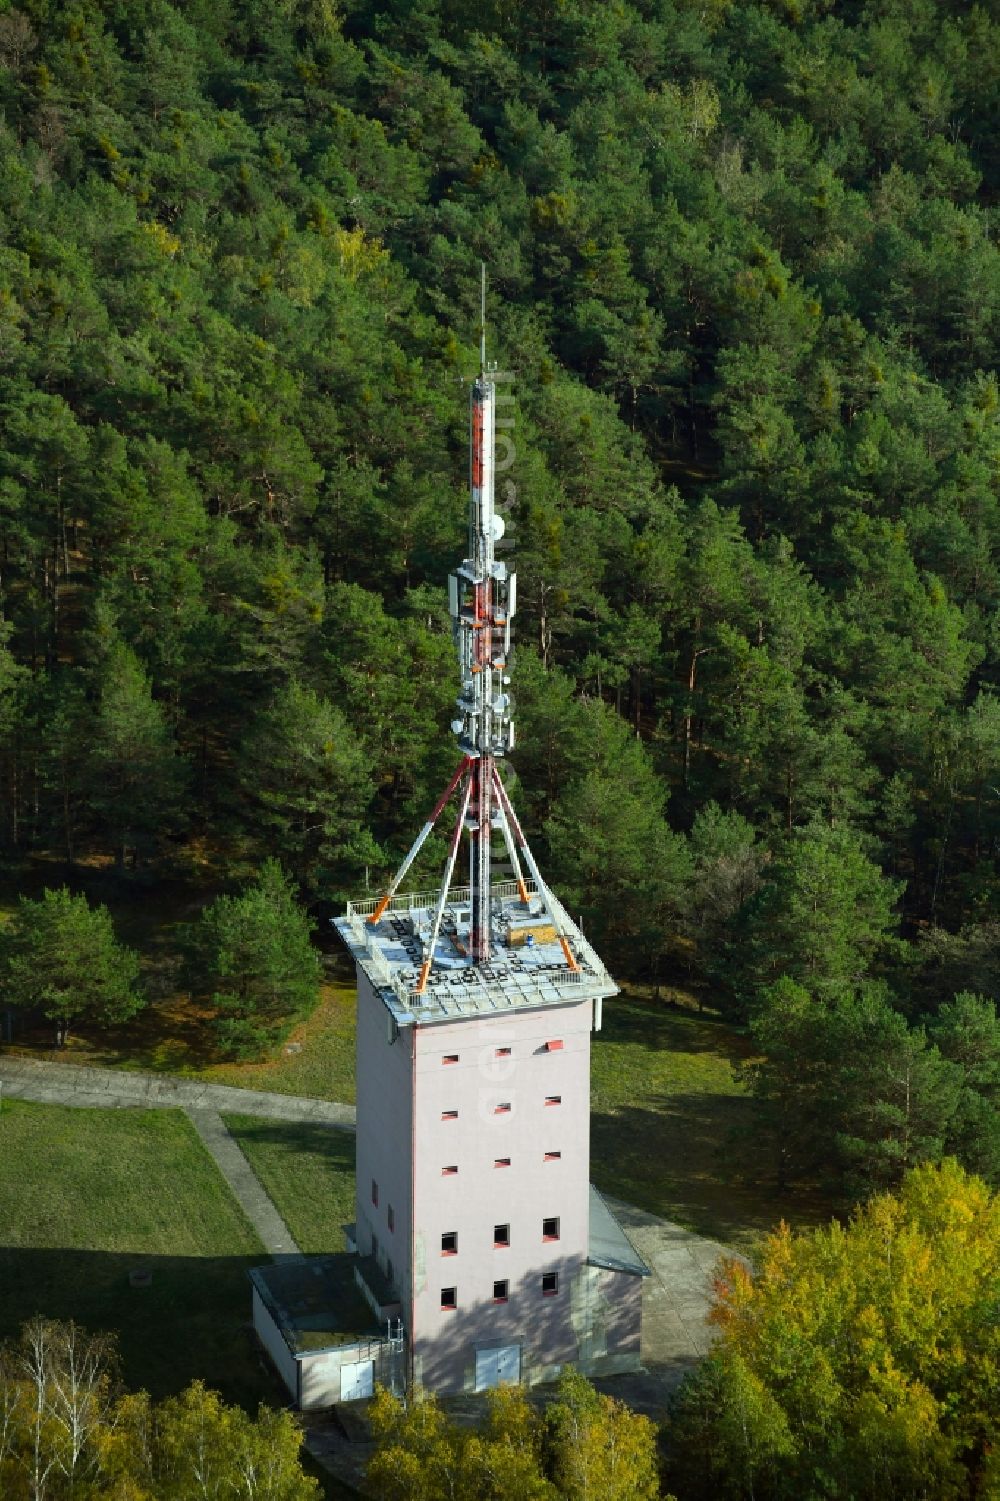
<box><xmin>87</xmin><ymin>635</ymin><xmax>188</xmax><ymax>867</ymax></box>
<box><xmin>187</xmin><ymin>859</ymin><xmax>321</xmax><ymax>1058</ymax></box>
<box><xmin>235</xmin><ymin>680</ymin><xmax>376</xmax><ymax>898</ymax></box>
<box><xmin>0</xmin><ymin>888</ymin><xmax>144</xmax><ymax>1046</ymax></box>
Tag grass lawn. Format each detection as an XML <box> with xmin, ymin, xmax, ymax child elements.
<box><xmin>0</xmin><ymin>1100</ymin><xmax>277</xmax><ymax>1406</ymax></box>
<box><xmin>224</xmin><ymin>1115</ymin><xmax>356</xmax><ymax>1255</ymax></box>
<box><xmin>68</xmin><ymin>977</ymin><xmax>358</xmax><ymax>1103</ymax></box>
<box><xmin>591</xmin><ymin>993</ymin><xmax>834</xmax><ymax>1255</ymax></box>
<box><xmin>205</xmin><ymin>981</ymin><xmax>356</xmax><ymax>1103</ymax></box>
<box><xmin>7</xmin><ymin>979</ymin><xmax>357</xmax><ymax>1104</ymax></box>
<box><xmin>6</xmin><ymin>978</ymin><xmax>834</xmax><ymax>1254</ymax></box>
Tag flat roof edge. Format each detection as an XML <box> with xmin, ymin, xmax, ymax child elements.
<box><xmin>344</xmin><ymin>955</ymin><xmax>617</xmax><ymax>1028</ymax></box>
<box><xmin>588</xmin><ymin>1184</ymin><xmax>652</xmax><ymax>1278</ymax></box>
<box><xmin>587</xmin><ymin>1252</ymin><xmax>651</xmax><ymax>1278</ymax></box>
<box><xmin>333</xmin><ymin>910</ymin><xmax>618</xmax><ymax>1028</ymax></box>
<box><xmin>249</xmin><ymin>1265</ymin><xmax>296</xmax><ymax>1348</ymax></box>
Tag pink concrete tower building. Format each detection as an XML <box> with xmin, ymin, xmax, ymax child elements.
<box><xmin>334</xmin><ymin>281</ymin><xmax>647</xmax><ymax>1395</ymax></box>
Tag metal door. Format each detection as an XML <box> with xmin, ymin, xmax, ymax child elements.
<box><xmin>340</xmin><ymin>1358</ymin><xmax>374</xmax><ymax>1402</ymax></box>
<box><xmin>475</xmin><ymin>1343</ymin><xmax>521</xmax><ymax>1391</ymax></box>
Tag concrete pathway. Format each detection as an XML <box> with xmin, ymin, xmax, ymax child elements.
<box><xmin>593</xmin><ymin>1196</ymin><xmax>749</xmax><ymax>1414</ymax></box>
<box><xmin>0</xmin><ymin>1057</ymin><xmax>356</xmax><ymax>1128</ymax></box>
<box><xmin>185</xmin><ymin>1108</ymin><xmax>301</xmax><ymax>1261</ymax></box>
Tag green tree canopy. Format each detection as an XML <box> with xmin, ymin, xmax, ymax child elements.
<box><xmin>2</xmin><ymin>0</ymin><xmax>1000</xmax><ymax>1200</ymax></box>
<box><xmin>748</xmin><ymin>979</ymin><xmax>962</xmax><ymax>1194</ymax></box>
<box><xmin>236</xmin><ymin>680</ymin><xmax>377</xmax><ymax>898</ymax></box>
<box><xmin>930</xmin><ymin>992</ymin><xmax>1000</xmax><ymax>1182</ymax></box>
<box><xmin>545</xmin><ymin>701</ymin><xmax>691</xmax><ymax>972</ymax></box>
<box><xmin>0</xmin><ymin>887</ymin><xmax>144</xmax><ymax>1046</ymax></box>
<box><xmin>544</xmin><ymin>1368</ymin><xmax>660</xmax><ymax>1501</ymax></box>
<box><xmin>0</xmin><ymin>1318</ymin><xmax>318</xmax><ymax>1501</ymax></box>
<box><xmin>187</xmin><ymin>859</ymin><xmax>321</xmax><ymax>1059</ymax></box>
<box><xmin>679</xmin><ymin>802</ymin><xmax>764</xmax><ymax>1007</ymax></box>
<box><xmin>86</xmin><ymin>631</ymin><xmax>189</xmax><ymax>867</ymax></box>
<box><xmin>366</xmin><ymin>1372</ymin><xmax>660</xmax><ymax>1501</ymax></box>
<box><xmin>747</xmin><ymin>823</ymin><xmax>902</xmax><ymax>1003</ymax></box>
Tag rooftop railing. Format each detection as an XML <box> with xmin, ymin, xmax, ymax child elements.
<box><xmin>345</xmin><ymin>879</ymin><xmax>528</xmax><ymax>923</ymax></box>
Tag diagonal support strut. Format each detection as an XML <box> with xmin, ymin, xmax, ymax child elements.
<box><xmin>368</xmin><ymin>758</ymin><xmax>471</xmax><ymax>925</ymax></box>
<box><xmin>417</xmin><ymin>774</ymin><xmax>473</xmax><ymax>994</ymax></box>
<box><xmin>492</xmin><ymin>769</ymin><xmax>579</xmax><ymax>971</ymax></box>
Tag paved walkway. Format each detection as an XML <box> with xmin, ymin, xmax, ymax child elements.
<box><xmin>185</xmin><ymin>1108</ymin><xmax>301</xmax><ymax>1260</ymax></box>
<box><xmin>0</xmin><ymin>1057</ymin><xmax>356</xmax><ymax>1128</ymax></box>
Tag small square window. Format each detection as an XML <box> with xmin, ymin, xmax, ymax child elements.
<box><xmin>493</xmin><ymin>1279</ymin><xmax>509</xmax><ymax>1302</ymax></box>
<box><xmin>371</xmin><ymin>1179</ymin><xmax>379</xmax><ymax>1206</ymax></box>
<box><xmin>442</xmin><ymin>1164</ymin><xmax>458</xmax><ymax>1176</ymax></box>
<box><xmin>441</xmin><ymin>1287</ymin><xmax>457</xmax><ymax>1310</ymax></box>
<box><xmin>494</xmin><ymin>1157</ymin><xmax>511</xmax><ymax>1169</ymax></box>
<box><xmin>495</xmin><ymin>1046</ymin><xmax>512</xmax><ymax>1058</ymax></box>
<box><xmin>494</xmin><ymin>1101</ymin><xmax>511</xmax><ymax>1115</ymax></box>
<box><xmin>542</xmin><ymin>1217</ymin><xmax>560</xmax><ymax>1241</ymax></box>
<box><xmin>442</xmin><ymin>1054</ymin><xmax>459</xmax><ymax>1066</ymax></box>
<box><xmin>545</xmin><ymin>1039</ymin><xmax>564</xmax><ymax>1052</ymax></box>
<box><xmin>441</xmin><ymin>1231</ymin><xmax>457</xmax><ymax>1256</ymax></box>
<box><xmin>441</xmin><ymin>1109</ymin><xmax>458</xmax><ymax>1121</ymax></box>
<box><xmin>494</xmin><ymin>1223</ymin><xmax>510</xmax><ymax>1247</ymax></box>
<box><xmin>388</xmin><ymin>1205</ymin><xmax>395</xmax><ymax>1233</ymax></box>
<box><xmin>545</xmin><ymin>1095</ymin><xmax>562</xmax><ymax>1107</ymax></box>
<box><xmin>543</xmin><ymin>1151</ymin><xmax>561</xmax><ymax>1162</ymax></box>
<box><xmin>542</xmin><ymin>1272</ymin><xmax>559</xmax><ymax>1296</ymax></box>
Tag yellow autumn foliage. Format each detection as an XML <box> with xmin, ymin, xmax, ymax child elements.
<box><xmin>670</xmin><ymin>1161</ymin><xmax>1000</xmax><ymax>1500</ymax></box>
<box><xmin>141</xmin><ymin>219</ymin><xmax>182</xmax><ymax>258</ymax></box>
<box><xmin>333</xmin><ymin>224</ymin><xmax>387</xmax><ymax>281</ymax></box>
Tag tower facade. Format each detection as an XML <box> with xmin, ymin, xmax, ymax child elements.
<box><xmin>335</xmin><ymin>291</ymin><xmax>647</xmax><ymax>1394</ymax></box>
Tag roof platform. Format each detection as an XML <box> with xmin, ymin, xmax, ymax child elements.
<box><xmin>334</xmin><ymin>878</ymin><xmax>617</xmax><ymax>1029</ymax></box>
<box><xmin>249</xmin><ymin>1254</ymin><xmax>382</xmax><ymax>1355</ymax></box>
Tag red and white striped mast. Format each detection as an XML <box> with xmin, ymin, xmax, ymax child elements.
<box><xmin>462</xmin><ymin>264</ymin><xmax>505</xmax><ymax>961</ymax></box>
<box><xmin>370</xmin><ymin>267</ymin><xmax>576</xmax><ymax>990</ymax></box>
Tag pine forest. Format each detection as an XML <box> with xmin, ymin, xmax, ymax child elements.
<box><xmin>3</xmin><ymin>2</ymin><xmax>1000</xmax><ymax>1493</ymax></box>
